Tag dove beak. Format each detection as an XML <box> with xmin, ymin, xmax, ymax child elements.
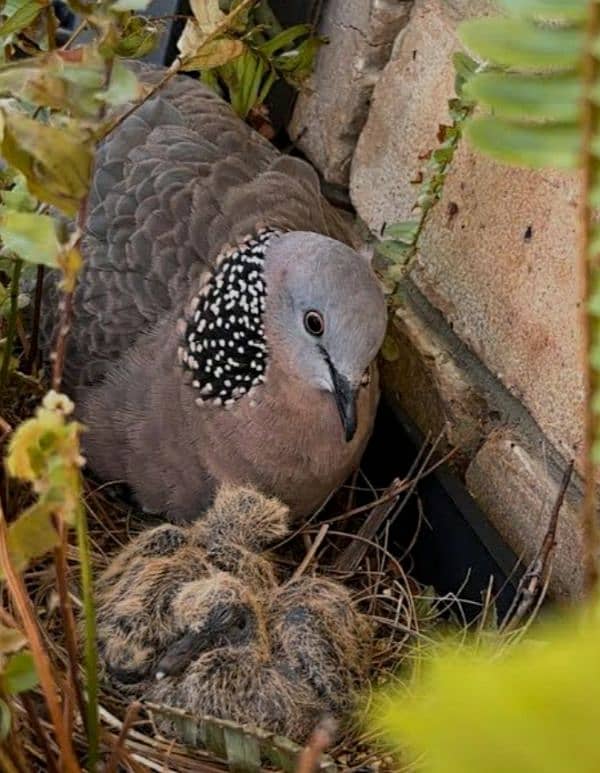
<box><xmin>330</xmin><ymin>366</ymin><xmax>358</xmax><ymax>443</ymax></box>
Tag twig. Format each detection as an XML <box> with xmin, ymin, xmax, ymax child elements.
<box><xmin>580</xmin><ymin>0</ymin><xmax>600</xmax><ymax>597</ymax></box>
<box><xmin>334</xmin><ymin>429</ymin><xmax>447</xmax><ymax>572</ymax></box>
<box><xmin>334</xmin><ymin>480</ymin><xmax>403</xmax><ymax>573</ymax></box>
<box><xmin>0</xmin><ymin>259</ymin><xmax>22</xmax><ymax>397</ymax></box>
<box><xmin>105</xmin><ymin>701</ymin><xmax>142</xmax><ymax>773</ymax></box>
<box><xmin>23</xmin><ymin>265</ymin><xmax>44</xmax><ymax>374</ymax></box>
<box><xmin>0</xmin><ymin>509</ymin><xmax>80</xmax><ymax>772</ymax></box>
<box><xmin>51</xmin><ymin>211</ymin><xmax>87</xmax><ymax>391</ymax></box>
<box><xmin>502</xmin><ymin>460</ymin><xmax>574</xmax><ymax>632</ymax></box>
<box><xmin>53</xmin><ymin>522</ymin><xmax>86</xmax><ymax>731</ymax></box>
<box><xmin>295</xmin><ymin>717</ymin><xmax>337</xmax><ymax>773</ymax></box>
<box><xmin>290</xmin><ymin>524</ymin><xmax>329</xmax><ymax>581</ymax></box>
<box><xmin>61</xmin><ymin>19</ymin><xmax>87</xmax><ymax>50</ymax></box>
<box><xmin>0</xmin><ymin>415</ymin><xmax>11</xmax><ymax>444</ymax></box>
<box><xmin>21</xmin><ymin>693</ymin><xmax>59</xmax><ymax>773</ymax></box>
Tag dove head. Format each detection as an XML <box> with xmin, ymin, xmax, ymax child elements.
<box><xmin>263</xmin><ymin>231</ymin><xmax>387</xmax><ymax>441</ymax></box>
<box><xmin>180</xmin><ymin>229</ymin><xmax>387</xmax><ymax>442</ymax></box>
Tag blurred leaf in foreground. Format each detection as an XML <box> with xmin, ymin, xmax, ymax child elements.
<box><xmin>375</xmin><ymin>605</ymin><xmax>600</xmax><ymax>773</ymax></box>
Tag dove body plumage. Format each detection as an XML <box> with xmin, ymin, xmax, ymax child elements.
<box><xmin>45</xmin><ymin>63</ymin><xmax>387</xmax><ymax>521</ymax></box>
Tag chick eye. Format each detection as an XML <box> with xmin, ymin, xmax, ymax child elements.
<box><xmin>360</xmin><ymin>367</ymin><xmax>371</xmax><ymax>388</ymax></box>
<box><xmin>234</xmin><ymin>612</ymin><xmax>249</xmax><ymax>633</ymax></box>
<box><xmin>304</xmin><ymin>310</ymin><xmax>324</xmax><ymax>337</ymax></box>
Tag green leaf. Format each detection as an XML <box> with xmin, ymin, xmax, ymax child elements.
<box><xmin>100</xmin><ymin>59</ymin><xmax>141</xmax><ymax>106</ymax></box>
<box><xmin>465</xmin><ymin>72</ymin><xmax>582</xmax><ymax>122</ymax></box>
<box><xmin>0</xmin><ymin>283</ymin><xmax>29</xmax><ymax>318</ymax></box>
<box><xmin>258</xmin><ymin>24</ymin><xmax>311</xmax><ymax>57</ymax></box>
<box><xmin>453</xmin><ymin>52</ymin><xmax>478</xmax><ymax>82</ymax></box>
<box><xmin>114</xmin><ymin>16</ymin><xmax>159</xmax><ymax>59</ymax></box>
<box><xmin>459</xmin><ymin>18</ymin><xmax>583</xmax><ymax>70</ymax></box>
<box><xmin>383</xmin><ymin>219</ymin><xmax>420</xmax><ymax>245</ymax></box>
<box><xmin>498</xmin><ymin>0</ymin><xmax>588</xmax><ymax>22</ymax></box>
<box><xmin>0</xmin><ymin>0</ymin><xmax>46</xmax><ymax>38</ymax></box>
<box><xmin>465</xmin><ymin>116</ymin><xmax>580</xmax><ymax>169</ymax></box>
<box><xmin>0</xmin><ymin>110</ymin><xmax>92</xmax><ymax>216</ymax></box>
<box><xmin>1</xmin><ymin>652</ymin><xmax>38</xmax><ymax>695</ymax></box>
<box><xmin>376</xmin><ymin>239</ymin><xmax>413</xmax><ymax>263</ymax></box>
<box><xmin>1</xmin><ymin>174</ymin><xmax>37</xmax><ymax>212</ymax></box>
<box><xmin>0</xmin><ymin>210</ymin><xmax>60</xmax><ymax>266</ymax></box>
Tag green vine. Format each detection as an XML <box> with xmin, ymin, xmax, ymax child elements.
<box><xmin>375</xmin><ymin>52</ymin><xmax>478</xmax><ymax>288</ymax></box>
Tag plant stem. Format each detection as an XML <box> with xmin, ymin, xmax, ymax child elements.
<box><xmin>76</xmin><ymin>503</ymin><xmax>99</xmax><ymax>773</ymax></box>
<box><xmin>579</xmin><ymin>0</ymin><xmax>600</xmax><ymax>597</ymax></box>
<box><xmin>53</xmin><ymin>521</ymin><xmax>86</xmax><ymax>731</ymax></box>
<box><xmin>0</xmin><ymin>258</ymin><xmax>22</xmax><ymax>397</ymax></box>
<box><xmin>23</xmin><ymin>264</ymin><xmax>44</xmax><ymax>375</ymax></box>
<box><xmin>0</xmin><ymin>510</ymin><xmax>80</xmax><ymax>772</ymax></box>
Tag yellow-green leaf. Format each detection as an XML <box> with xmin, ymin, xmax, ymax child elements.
<box><xmin>465</xmin><ymin>116</ymin><xmax>580</xmax><ymax>169</ymax></box>
<box><xmin>498</xmin><ymin>0</ymin><xmax>588</xmax><ymax>23</ymax></box>
<box><xmin>111</xmin><ymin>0</ymin><xmax>149</xmax><ymax>10</ymax></box>
<box><xmin>0</xmin><ymin>110</ymin><xmax>92</xmax><ymax>216</ymax></box>
<box><xmin>3</xmin><ymin>501</ymin><xmax>60</xmax><ymax>573</ymax></box>
<box><xmin>100</xmin><ymin>59</ymin><xmax>142</xmax><ymax>106</ymax></box>
<box><xmin>0</xmin><ymin>699</ymin><xmax>10</xmax><ymax>741</ymax></box>
<box><xmin>0</xmin><ymin>210</ymin><xmax>61</xmax><ymax>266</ymax></box>
<box><xmin>465</xmin><ymin>72</ymin><xmax>582</xmax><ymax>123</ymax></box>
<box><xmin>0</xmin><ymin>625</ymin><xmax>26</xmax><ymax>655</ymax></box>
<box><xmin>181</xmin><ymin>36</ymin><xmax>245</xmax><ymax>71</ymax></box>
<box><xmin>459</xmin><ymin>17</ymin><xmax>583</xmax><ymax>71</ymax></box>
<box><xmin>375</xmin><ymin>605</ymin><xmax>600</xmax><ymax>773</ymax></box>
<box><xmin>0</xmin><ymin>0</ymin><xmax>46</xmax><ymax>38</ymax></box>
<box><xmin>1</xmin><ymin>652</ymin><xmax>38</xmax><ymax>695</ymax></box>
<box><xmin>114</xmin><ymin>16</ymin><xmax>159</xmax><ymax>59</ymax></box>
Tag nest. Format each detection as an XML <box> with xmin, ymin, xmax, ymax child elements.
<box><xmin>1</xmin><ymin>436</ymin><xmax>461</xmax><ymax>772</ymax></box>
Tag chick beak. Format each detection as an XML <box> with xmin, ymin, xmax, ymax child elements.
<box><xmin>155</xmin><ymin>630</ymin><xmax>209</xmax><ymax>680</ymax></box>
<box><xmin>330</xmin><ymin>367</ymin><xmax>358</xmax><ymax>443</ymax></box>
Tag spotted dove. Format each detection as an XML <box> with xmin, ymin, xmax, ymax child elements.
<box><xmin>44</xmin><ymin>63</ymin><xmax>387</xmax><ymax>521</ymax></box>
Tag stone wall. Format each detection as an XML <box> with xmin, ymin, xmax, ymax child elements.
<box><xmin>291</xmin><ymin>0</ymin><xmax>587</xmax><ymax>598</ymax></box>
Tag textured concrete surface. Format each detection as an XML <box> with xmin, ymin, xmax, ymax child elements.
<box><xmin>466</xmin><ymin>431</ymin><xmax>584</xmax><ymax>600</ymax></box>
<box><xmin>351</xmin><ymin>0</ymin><xmax>496</xmax><ymax>229</ymax></box>
<box><xmin>412</xmin><ymin>146</ymin><xmax>583</xmax><ymax>469</ymax></box>
<box><xmin>289</xmin><ymin>0</ymin><xmax>412</xmax><ymax>186</ymax></box>
<box><xmin>293</xmin><ymin>0</ymin><xmax>589</xmax><ymax>596</ymax></box>
<box><xmin>351</xmin><ymin>0</ymin><xmax>584</xmax><ymax>470</ymax></box>
<box><xmin>382</xmin><ymin>294</ymin><xmax>488</xmax><ymax>473</ymax></box>
<box><xmin>383</xmin><ymin>282</ymin><xmax>585</xmax><ymax>599</ymax></box>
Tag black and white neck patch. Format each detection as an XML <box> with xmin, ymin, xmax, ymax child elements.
<box><xmin>180</xmin><ymin>228</ymin><xmax>278</xmax><ymax>406</ymax></box>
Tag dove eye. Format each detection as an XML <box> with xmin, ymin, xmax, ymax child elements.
<box><xmin>360</xmin><ymin>367</ymin><xmax>371</xmax><ymax>388</ymax></box>
<box><xmin>304</xmin><ymin>310</ymin><xmax>324</xmax><ymax>337</ymax></box>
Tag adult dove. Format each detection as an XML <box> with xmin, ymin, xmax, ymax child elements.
<box><xmin>44</xmin><ymin>63</ymin><xmax>387</xmax><ymax>521</ymax></box>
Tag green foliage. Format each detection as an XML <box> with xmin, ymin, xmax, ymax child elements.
<box><xmin>458</xmin><ymin>1</ymin><xmax>586</xmax><ymax>169</ymax></box>
<box><xmin>179</xmin><ymin>0</ymin><xmax>325</xmax><ymax>119</ymax></box>
<box><xmin>376</xmin><ymin>53</ymin><xmax>476</xmax><ymax>281</ymax></box>
<box><xmin>5</xmin><ymin>391</ymin><xmax>84</xmax><ymax>568</ymax></box>
<box><xmin>0</xmin><ymin>625</ymin><xmax>38</xmax><ymax>741</ymax></box>
<box><xmin>376</xmin><ymin>605</ymin><xmax>600</xmax><ymax>773</ymax></box>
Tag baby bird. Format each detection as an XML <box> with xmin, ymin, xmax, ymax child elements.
<box><xmin>95</xmin><ymin>486</ymin><xmax>372</xmax><ymax>742</ymax></box>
